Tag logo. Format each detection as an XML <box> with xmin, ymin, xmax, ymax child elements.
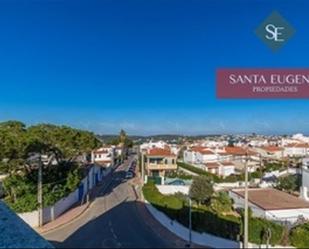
<box><xmin>255</xmin><ymin>11</ymin><xmax>295</xmax><ymax>51</ymax></box>
<box><xmin>217</xmin><ymin>69</ymin><xmax>309</xmax><ymax>99</ymax></box>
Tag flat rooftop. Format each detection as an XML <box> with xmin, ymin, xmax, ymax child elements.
<box><xmin>231</xmin><ymin>188</ymin><xmax>309</xmax><ymax>211</ymax></box>
<box><xmin>0</xmin><ymin>201</ymin><xmax>53</xmax><ymax>248</ymax></box>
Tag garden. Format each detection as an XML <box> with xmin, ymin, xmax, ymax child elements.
<box><xmin>143</xmin><ymin>175</ymin><xmax>308</xmax><ymax>248</ymax></box>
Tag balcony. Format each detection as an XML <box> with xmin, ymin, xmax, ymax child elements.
<box><xmin>147</xmin><ymin>163</ymin><xmax>177</xmax><ymax>171</ymax></box>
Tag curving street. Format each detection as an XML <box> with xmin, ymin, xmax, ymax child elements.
<box><xmin>43</xmin><ymin>158</ymin><xmax>188</xmax><ymax>248</ymax></box>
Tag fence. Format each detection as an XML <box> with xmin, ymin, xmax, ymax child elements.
<box><xmin>18</xmin><ymin>165</ymin><xmax>108</xmax><ymax>227</ymax></box>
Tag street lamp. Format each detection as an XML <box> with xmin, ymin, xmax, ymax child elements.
<box><xmin>141</xmin><ymin>151</ymin><xmax>145</xmax><ymax>186</ymax></box>
<box><xmin>185</xmin><ymin>196</ymin><xmax>192</xmax><ymax>248</ymax></box>
<box><xmin>189</xmin><ymin>197</ymin><xmax>192</xmax><ymax>247</ymax></box>
<box><xmin>244</xmin><ymin>147</ymin><xmax>249</xmax><ymax>249</ymax></box>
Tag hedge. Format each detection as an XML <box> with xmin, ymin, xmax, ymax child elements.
<box><xmin>143</xmin><ymin>182</ymin><xmax>286</xmax><ymax>245</ymax></box>
<box><xmin>290</xmin><ymin>223</ymin><xmax>309</xmax><ymax>248</ymax></box>
<box><xmin>248</xmin><ymin>217</ymin><xmax>285</xmax><ymax>246</ymax></box>
<box><xmin>178</xmin><ymin>162</ymin><xmax>264</xmax><ymax>183</ymax></box>
<box><xmin>177</xmin><ymin>162</ymin><xmax>221</xmax><ymax>182</ymax></box>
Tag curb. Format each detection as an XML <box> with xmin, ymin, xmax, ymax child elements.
<box><xmin>38</xmin><ymin>201</ymin><xmax>91</xmax><ymax>235</ymax></box>
<box><xmin>39</xmin><ymin>171</ymin><xmax>115</xmax><ymax>235</ymax></box>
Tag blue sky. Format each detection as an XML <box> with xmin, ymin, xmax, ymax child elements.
<box><xmin>1</xmin><ymin>0</ymin><xmax>309</xmax><ymax>135</ymax></box>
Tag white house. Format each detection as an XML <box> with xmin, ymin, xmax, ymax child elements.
<box><xmin>201</xmin><ymin>140</ymin><xmax>228</xmax><ymax>148</ymax></box>
<box><xmin>248</xmin><ymin>139</ymin><xmax>269</xmax><ymax>147</ymax></box>
<box><xmin>230</xmin><ymin>188</ymin><xmax>309</xmax><ymax>225</ymax></box>
<box><xmin>255</xmin><ymin>146</ymin><xmax>284</xmax><ymax>160</ymax></box>
<box><xmin>92</xmin><ymin>146</ymin><xmax>115</xmax><ymax>167</ymax></box>
<box><xmin>205</xmin><ymin>161</ymin><xmax>235</xmax><ymax>177</ymax></box>
<box><xmin>292</xmin><ymin>133</ymin><xmax>309</xmax><ymax>144</ymax></box>
<box><xmin>284</xmin><ymin>143</ymin><xmax>309</xmax><ymax>157</ymax></box>
<box><xmin>301</xmin><ymin>158</ymin><xmax>309</xmax><ymax>201</ymax></box>
<box><xmin>183</xmin><ymin>147</ymin><xmax>218</xmax><ymax>164</ymax></box>
<box><xmin>140</xmin><ymin>140</ymin><xmax>168</xmax><ymax>151</ymax></box>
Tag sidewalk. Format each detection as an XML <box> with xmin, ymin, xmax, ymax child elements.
<box><xmin>36</xmin><ymin>169</ymin><xmax>114</xmax><ymax>234</ymax></box>
<box><xmin>132</xmin><ymin>180</ymin><xmax>203</xmax><ymax>248</ymax></box>
<box><xmin>36</xmin><ymin>202</ymin><xmax>89</xmax><ymax>234</ymax></box>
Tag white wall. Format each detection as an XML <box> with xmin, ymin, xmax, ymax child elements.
<box><xmin>53</xmin><ymin>189</ymin><xmax>79</xmax><ymax>218</ymax></box>
<box><xmin>266</xmin><ymin>209</ymin><xmax>309</xmax><ymax>224</ymax></box>
<box><xmin>145</xmin><ymin>201</ymin><xmax>240</xmax><ymax>248</ymax></box>
<box><xmin>229</xmin><ymin>191</ymin><xmax>309</xmax><ymax>224</ymax></box>
<box><xmin>202</xmin><ymin>154</ymin><xmax>218</xmax><ymax>163</ymax></box>
<box><xmin>157</xmin><ymin>185</ymin><xmax>189</xmax><ymax>195</ymax></box>
<box><xmin>301</xmin><ymin>159</ymin><xmax>309</xmax><ymax>201</ymax></box>
<box><xmin>18</xmin><ymin>165</ymin><xmax>107</xmax><ymax>228</ymax></box>
<box><xmin>221</xmin><ymin>166</ymin><xmax>235</xmax><ymax>177</ymax></box>
<box><xmin>284</xmin><ymin>147</ymin><xmax>308</xmax><ymax>157</ymax></box>
<box><xmin>229</xmin><ymin>191</ymin><xmax>266</xmax><ymax>218</ymax></box>
<box><xmin>18</xmin><ymin>210</ymin><xmax>40</xmax><ymax>228</ymax></box>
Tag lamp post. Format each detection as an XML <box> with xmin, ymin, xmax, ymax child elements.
<box><xmin>244</xmin><ymin>148</ymin><xmax>249</xmax><ymax>249</ymax></box>
<box><xmin>189</xmin><ymin>197</ymin><xmax>192</xmax><ymax>247</ymax></box>
<box><xmin>185</xmin><ymin>196</ymin><xmax>192</xmax><ymax>248</ymax></box>
<box><xmin>141</xmin><ymin>151</ymin><xmax>145</xmax><ymax>186</ymax></box>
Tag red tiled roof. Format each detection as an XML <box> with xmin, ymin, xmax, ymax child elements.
<box><xmin>191</xmin><ymin>146</ymin><xmax>208</xmax><ymax>153</ymax></box>
<box><xmin>205</xmin><ymin>162</ymin><xmax>220</xmax><ymax>169</ymax></box>
<box><xmin>261</xmin><ymin>146</ymin><xmax>284</xmax><ymax>152</ymax></box>
<box><xmin>94</xmin><ymin>150</ymin><xmax>109</xmax><ymax>154</ymax></box>
<box><xmin>225</xmin><ymin>146</ymin><xmax>257</xmax><ymax>156</ymax></box>
<box><xmin>191</xmin><ymin>146</ymin><xmax>214</xmax><ymax>155</ymax></box>
<box><xmin>286</xmin><ymin>143</ymin><xmax>309</xmax><ymax>148</ymax></box>
<box><xmin>200</xmin><ymin>150</ymin><xmax>215</xmax><ymax>155</ymax></box>
<box><xmin>147</xmin><ymin>148</ymin><xmax>175</xmax><ymax>157</ymax></box>
<box><xmin>220</xmin><ymin>161</ymin><xmax>235</xmax><ymax>166</ymax></box>
<box><xmin>232</xmin><ymin>188</ymin><xmax>309</xmax><ymax>211</ymax></box>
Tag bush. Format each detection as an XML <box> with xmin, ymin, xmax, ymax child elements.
<box><xmin>264</xmin><ymin>163</ymin><xmax>284</xmax><ymax>173</ymax></box>
<box><xmin>210</xmin><ymin>191</ymin><xmax>233</xmax><ymax>213</ymax></box>
<box><xmin>3</xmin><ymin>165</ymin><xmax>83</xmax><ymax>213</ymax></box>
<box><xmin>276</xmin><ymin>174</ymin><xmax>301</xmax><ymax>193</ymax></box>
<box><xmin>190</xmin><ymin>209</ymin><xmax>240</xmax><ymax>240</ymax></box>
<box><xmin>248</xmin><ymin>217</ymin><xmax>285</xmax><ymax>245</ymax></box>
<box><xmin>189</xmin><ymin>175</ymin><xmax>214</xmax><ymax>204</ymax></box>
<box><xmin>143</xmin><ymin>182</ymin><xmax>183</xmax><ymax>212</ymax></box>
<box><xmin>178</xmin><ymin>162</ymin><xmax>262</xmax><ymax>183</ymax></box>
<box><xmin>177</xmin><ymin>162</ymin><xmax>221</xmax><ymax>182</ymax></box>
<box><xmin>165</xmin><ymin>170</ymin><xmax>193</xmax><ymax>180</ymax></box>
<box><xmin>290</xmin><ymin>223</ymin><xmax>309</xmax><ymax>248</ymax></box>
<box><xmin>143</xmin><ymin>182</ymin><xmax>240</xmax><ymax>240</ymax></box>
<box><xmin>250</xmin><ymin>170</ymin><xmax>263</xmax><ymax>179</ymax></box>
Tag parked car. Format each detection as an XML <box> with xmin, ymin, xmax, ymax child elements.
<box><xmin>125</xmin><ymin>171</ymin><xmax>134</xmax><ymax>179</ymax></box>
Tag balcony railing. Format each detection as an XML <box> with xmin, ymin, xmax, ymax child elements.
<box><xmin>147</xmin><ymin>163</ymin><xmax>177</xmax><ymax>170</ymax></box>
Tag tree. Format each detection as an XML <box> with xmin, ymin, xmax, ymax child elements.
<box><xmin>118</xmin><ymin>129</ymin><xmax>133</xmax><ymax>162</ymax></box>
<box><xmin>210</xmin><ymin>191</ymin><xmax>233</xmax><ymax>213</ymax></box>
<box><xmin>189</xmin><ymin>175</ymin><xmax>214</xmax><ymax>205</ymax></box>
<box><xmin>0</xmin><ymin>120</ymin><xmax>102</xmax><ymax>212</ymax></box>
<box><xmin>276</xmin><ymin>174</ymin><xmax>301</xmax><ymax>193</ymax></box>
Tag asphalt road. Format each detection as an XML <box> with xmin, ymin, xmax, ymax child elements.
<box><xmin>43</xmin><ymin>158</ymin><xmax>180</xmax><ymax>248</ymax></box>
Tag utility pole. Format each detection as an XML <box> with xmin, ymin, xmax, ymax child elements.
<box><xmin>38</xmin><ymin>154</ymin><xmax>43</xmax><ymax>227</ymax></box>
<box><xmin>189</xmin><ymin>197</ymin><xmax>192</xmax><ymax>248</ymax></box>
<box><xmin>141</xmin><ymin>151</ymin><xmax>145</xmax><ymax>186</ymax></box>
<box><xmin>244</xmin><ymin>149</ymin><xmax>249</xmax><ymax>249</ymax></box>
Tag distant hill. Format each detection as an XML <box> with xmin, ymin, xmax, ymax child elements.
<box><xmin>97</xmin><ymin>134</ymin><xmax>223</xmax><ymax>144</ymax></box>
